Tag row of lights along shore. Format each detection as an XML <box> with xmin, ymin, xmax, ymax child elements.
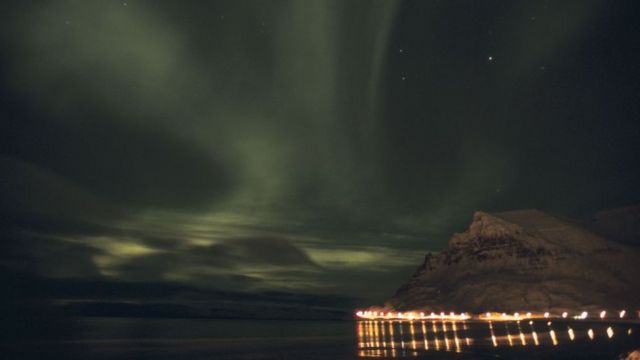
<box><xmin>355</xmin><ymin>310</ymin><xmax>634</xmax><ymax>321</ymax></box>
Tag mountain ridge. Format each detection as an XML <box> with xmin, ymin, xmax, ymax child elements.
<box><xmin>385</xmin><ymin>209</ymin><xmax>640</xmax><ymax>313</ymax></box>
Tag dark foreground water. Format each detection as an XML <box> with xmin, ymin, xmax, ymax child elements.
<box><xmin>3</xmin><ymin>317</ymin><xmax>640</xmax><ymax>360</ymax></box>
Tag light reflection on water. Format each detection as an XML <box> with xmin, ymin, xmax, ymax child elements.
<box><xmin>356</xmin><ymin>319</ymin><xmax>639</xmax><ymax>358</ymax></box>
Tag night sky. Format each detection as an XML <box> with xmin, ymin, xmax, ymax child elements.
<box><xmin>1</xmin><ymin>0</ymin><xmax>640</xmax><ymax>308</ymax></box>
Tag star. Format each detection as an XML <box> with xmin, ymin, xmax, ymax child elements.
<box><xmin>488</xmin><ymin>56</ymin><xmax>494</xmax><ymax>61</ymax></box>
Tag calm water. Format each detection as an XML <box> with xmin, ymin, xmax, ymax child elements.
<box><xmin>4</xmin><ymin>318</ymin><xmax>640</xmax><ymax>359</ymax></box>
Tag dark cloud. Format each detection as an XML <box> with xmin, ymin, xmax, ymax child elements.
<box><xmin>0</xmin><ymin>106</ymin><xmax>232</xmax><ymax>211</ymax></box>
<box><xmin>0</xmin><ymin>156</ymin><xmax>124</xmax><ymax>227</ymax></box>
<box><xmin>187</xmin><ymin>273</ymin><xmax>265</xmax><ymax>290</ymax></box>
<box><xmin>117</xmin><ymin>236</ymin><xmax>320</xmax><ymax>285</ymax></box>
<box><xmin>210</xmin><ymin>237</ymin><xmax>320</xmax><ymax>268</ymax></box>
<box><xmin>0</xmin><ymin>230</ymin><xmax>103</xmax><ymax>279</ymax></box>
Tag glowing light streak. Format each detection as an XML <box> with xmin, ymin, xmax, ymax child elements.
<box><xmin>516</xmin><ymin>321</ymin><xmax>527</xmax><ymax>346</ymax></box>
<box><xmin>410</xmin><ymin>321</ymin><xmax>417</xmax><ymax>350</ymax></box>
<box><xmin>388</xmin><ymin>321</ymin><xmax>397</xmax><ymax>357</ymax></box>
<box><xmin>463</xmin><ymin>321</ymin><xmax>471</xmax><ymax>346</ymax></box>
<box><xmin>547</xmin><ymin>321</ymin><xmax>558</xmax><ymax>346</ymax></box>
<box><xmin>549</xmin><ymin>329</ymin><xmax>558</xmax><ymax>346</ymax></box>
<box><xmin>421</xmin><ymin>320</ymin><xmax>429</xmax><ymax>350</ymax></box>
<box><xmin>355</xmin><ymin>314</ymin><xmax>633</xmax><ymax>357</ymax></box>
<box><xmin>380</xmin><ymin>322</ymin><xmax>389</xmax><ymax>357</ymax></box>
<box><xmin>373</xmin><ymin>321</ymin><xmax>380</xmax><ymax>348</ymax></box>
<box><xmin>357</xmin><ymin>321</ymin><xmax>365</xmax><ymax>348</ymax></box>
<box><xmin>489</xmin><ymin>321</ymin><xmax>498</xmax><ymax>347</ymax></box>
<box><xmin>505</xmin><ymin>322</ymin><xmax>514</xmax><ymax>346</ymax></box>
<box><xmin>532</xmin><ymin>329</ymin><xmax>539</xmax><ymax>346</ymax></box>
<box><xmin>452</xmin><ymin>321</ymin><xmax>461</xmax><ymax>352</ymax></box>
<box><xmin>355</xmin><ymin>308</ymin><xmax>636</xmax><ymax>324</ymax></box>
<box><xmin>528</xmin><ymin>321</ymin><xmax>539</xmax><ymax>346</ymax></box>
<box><xmin>368</xmin><ymin>321</ymin><xmax>375</xmax><ymax>349</ymax></box>
<box><xmin>580</xmin><ymin>311</ymin><xmax>588</xmax><ymax>320</ymax></box>
<box><xmin>442</xmin><ymin>321</ymin><xmax>450</xmax><ymax>351</ymax></box>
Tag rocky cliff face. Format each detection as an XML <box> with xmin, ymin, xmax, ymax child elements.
<box><xmin>386</xmin><ymin>210</ymin><xmax>640</xmax><ymax>313</ymax></box>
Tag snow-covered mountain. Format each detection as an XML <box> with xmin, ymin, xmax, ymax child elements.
<box><xmin>385</xmin><ymin>210</ymin><xmax>640</xmax><ymax>313</ymax></box>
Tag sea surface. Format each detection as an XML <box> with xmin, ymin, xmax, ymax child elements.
<box><xmin>4</xmin><ymin>317</ymin><xmax>640</xmax><ymax>360</ymax></box>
